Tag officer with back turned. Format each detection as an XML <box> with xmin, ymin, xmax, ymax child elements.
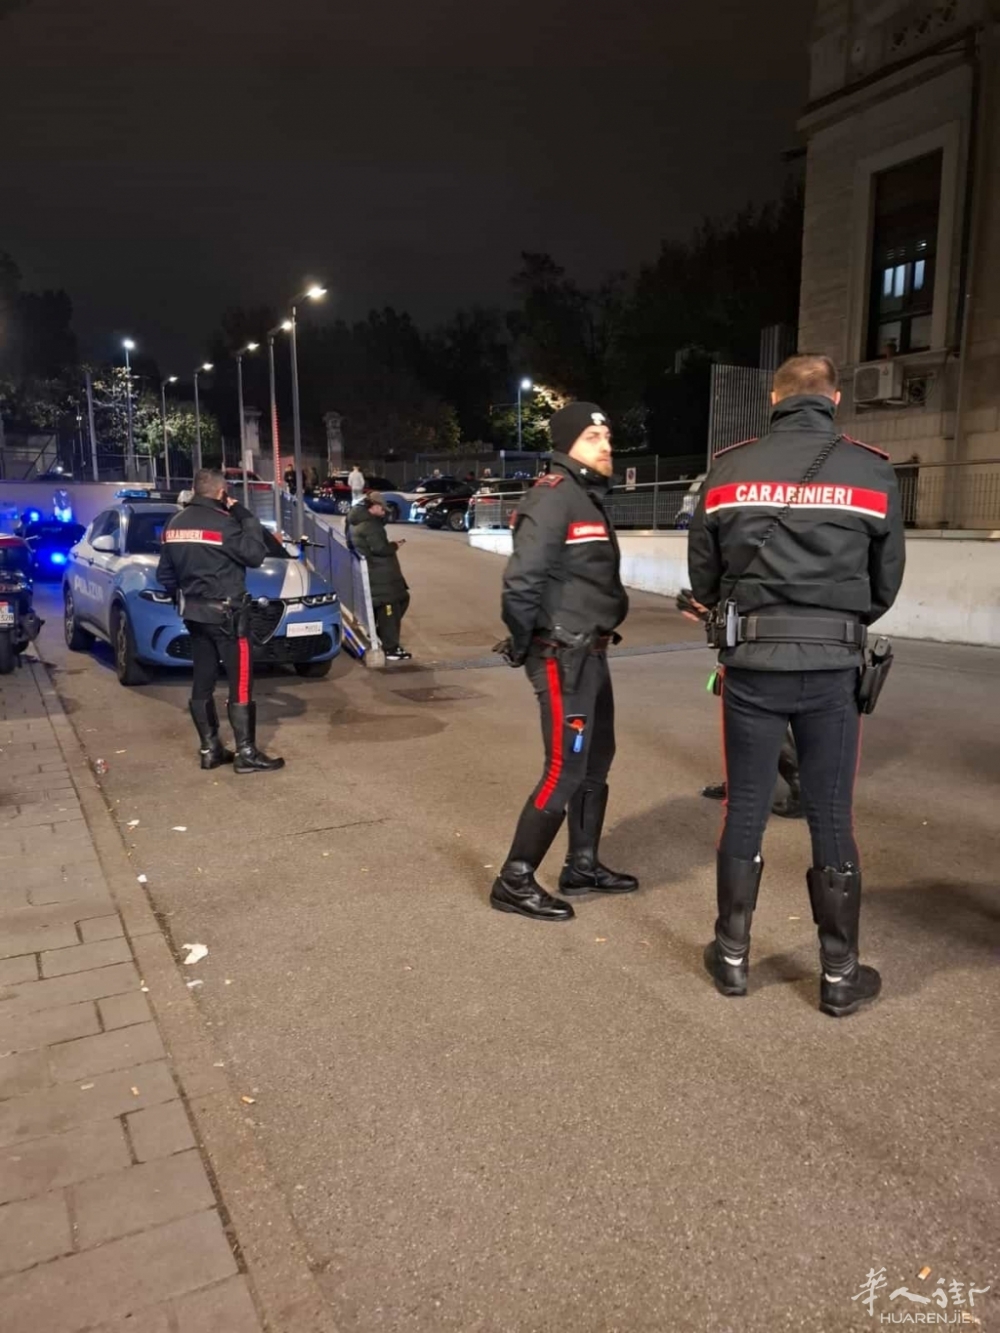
<box><xmin>688</xmin><ymin>355</ymin><xmax>905</xmax><ymax>1016</ymax></box>
<box><xmin>490</xmin><ymin>403</ymin><xmax>637</xmax><ymax>923</ymax></box>
<box><xmin>156</xmin><ymin>467</ymin><xmax>284</xmax><ymax>774</ymax></box>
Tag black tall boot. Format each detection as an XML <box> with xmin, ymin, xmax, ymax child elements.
<box><xmin>189</xmin><ymin>699</ymin><xmax>234</xmax><ymax>770</ymax></box>
<box><xmin>807</xmin><ymin>865</ymin><xmax>881</xmax><ymax>1018</ymax></box>
<box><xmin>490</xmin><ymin>806</ymin><xmax>573</xmax><ymax>922</ymax></box>
<box><xmin>228</xmin><ymin>702</ymin><xmax>285</xmax><ymax>774</ymax></box>
<box><xmin>703</xmin><ymin>852</ymin><xmax>764</xmax><ymax>997</ymax></box>
<box><xmin>559</xmin><ymin>784</ymin><xmax>639</xmax><ymax>895</ymax></box>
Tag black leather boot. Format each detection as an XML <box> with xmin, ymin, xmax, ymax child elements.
<box><xmin>807</xmin><ymin>865</ymin><xmax>881</xmax><ymax>1017</ymax></box>
<box><xmin>559</xmin><ymin>784</ymin><xmax>639</xmax><ymax>895</ymax></box>
<box><xmin>490</xmin><ymin>807</ymin><xmax>573</xmax><ymax>922</ymax></box>
<box><xmin>189</xmin><ymin>699</ymin><xmax>234</xmax><ymax>770</ymax></box>
<box><xmin>703</xmin><ymin>852</ymin><xmax>763</xmax><ymax>997</ymax></box>
<box><xmin>228</xmin><ymin>702</ymin><xmax>285</xmax><ymax>774</ymax></box>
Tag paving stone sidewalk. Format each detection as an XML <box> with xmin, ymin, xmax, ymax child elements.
<box><xmin>0</xmin><ymin>661</ymin><xmax>332</xmax><ymax>1333</ymax></box>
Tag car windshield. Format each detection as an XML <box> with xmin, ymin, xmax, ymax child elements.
<box><xmin>0</xmin><ymin>542</ymin><xmax>31</xmax><ymax>575</ymax></box>
<box><xmin>125</xmin><ymin>511</ymin><xmax>175</xmax><ymax>555</ymax></box>
<box><xmin>262</xmin><ymin>528</ymin><xmax>291</xmax><ymax>559</ymax></box>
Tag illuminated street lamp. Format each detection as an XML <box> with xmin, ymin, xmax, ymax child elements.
<box><xmin>160</xmin><ymin>376</ymin><xmax>178</xmax><ymax>487</ymax></box>
<box><xmin>192</xmin><ymin>362</ymin><xmax>213</xmax><ymax>475</ymax></box>
<box><xmin>235</xmin><ymin>343</ymin><xmax>259</xmax><ymax>508</ymax></box>
<box><xmin>517</xmin><ymin>377</ymin><xmax>533</xmax><ymax>450</ymax></box>
<box><xmin>287</xmin><ymin>284</ymin><xmax>327</xmax><ymax>538</ymax></box>
<box><xmin>122</xmin><ymin>339</ymin><xmax>136</xmax><ymax>479</ymax></box>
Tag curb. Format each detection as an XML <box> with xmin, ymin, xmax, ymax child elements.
<box><xmin>29</xmin><ymin>659</ymin><xmax>337</xmax><ymax>1333</ymax></box>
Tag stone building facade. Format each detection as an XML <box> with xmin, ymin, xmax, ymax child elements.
<box><xmin>798</xmin><ymin>0</ymin><xmax>1000</xmax><ymax>524</ymax></box>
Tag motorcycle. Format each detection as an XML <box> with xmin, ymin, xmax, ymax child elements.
<box><xmin>0</xmin><ymin>536</ymin><xmax>44</xmax><ymax>674</ymax></box>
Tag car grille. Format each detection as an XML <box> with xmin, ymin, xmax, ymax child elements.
<box><xmin>250</xmin><ymin>600</ymin><xmax>284</xmax><ymax>644</ymax></box>
<box><xmin>166</xmin><ymin>630</ymin><xmax>336</xmax><ymax>664</ymax></box>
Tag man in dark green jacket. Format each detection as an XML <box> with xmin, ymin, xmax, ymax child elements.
<box><xmin>348</xmin><ymin>493</ymin><xmax>411</xmax><ymax>661</ymax></box>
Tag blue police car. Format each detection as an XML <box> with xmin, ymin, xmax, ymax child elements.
<box><xmin>62</xmin><ymin>496</ymin><xmax>342</xmax><ymax>685</ymax></box>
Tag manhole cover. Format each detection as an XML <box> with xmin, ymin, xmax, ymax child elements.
<box><xmin>392</xmin><ymin>685</ymin><xmax>486</xmax><ymax>703</ymax></box>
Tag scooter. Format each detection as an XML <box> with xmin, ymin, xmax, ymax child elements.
<box><xmin>0</xmin><ymin>535</ymin><xmax>44</xmax><ymax>674</ymax></box>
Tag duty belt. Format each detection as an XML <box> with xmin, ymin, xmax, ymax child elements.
<box><xmin>736</xmin><ymin>616</ymin><xmax>867</xmax><ymax>648</ymax></box>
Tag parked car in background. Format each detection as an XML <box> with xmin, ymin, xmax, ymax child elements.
<box><xmin>310</xmin><ymin>473</ymin><xmax>401</xmax><ymax>518</ymax></box>
<box><xmin>62</xmin><ymin>498</ymin><xmax>341</xmax><ymax>686</ymax></box>
<box><xmin>422</xmin><ymin>487</ymin><xmax>474</xmax><ymax>531</ymax></box>
<box><xmin>465</xmin><ymin>477</ymin><xmax>530</xmax><ymax>530</ymax></box>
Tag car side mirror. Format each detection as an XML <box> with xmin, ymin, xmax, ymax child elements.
<box><xmin>92</xmin><ymin>534</ymin><xmax>119</xmax><ymax>554</ymax></box>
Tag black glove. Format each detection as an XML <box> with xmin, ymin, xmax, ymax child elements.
<box><xmin>493</xmin><ymin>637</ymin><xmax>527</xmax><ymax>668</ymax></box>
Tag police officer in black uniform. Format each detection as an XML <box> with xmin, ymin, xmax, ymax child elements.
<box><xmin>689</xmin><ymin>355</ymin><xmax>905</xmax><ymax>1016</ymax></box>
<box><xmin>491</xmin><ymin>403</ymin><xmax>637</xmax><ymax>922</ymax></box>
<box><xmin>156</xmin><ymin>467</ymin><xmax>284</xmax><ymax>774</ymax></box>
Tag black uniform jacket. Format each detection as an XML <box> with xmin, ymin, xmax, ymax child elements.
<box><xmin>688</xmin><ymin>395</ymin><xmax>906</xmax><ymax>671</ymax></box>
<box><xmin>502</xmin><ymin>452</ymin><xmax>629</xmax><ymax>657</ymax></box>
<box><xmin>156</xmin><ymin>494</ymin><xmax>268</xmax><ymax>621</ymax></box>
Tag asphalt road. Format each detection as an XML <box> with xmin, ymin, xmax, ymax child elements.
<box><xmin>30</xmin><ymin>529</ymin><xmax>1000</xmax><ymax>1332</ymax></box>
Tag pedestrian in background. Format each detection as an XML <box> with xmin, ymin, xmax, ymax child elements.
<box><xmin>348</xmin><ymin>464</ymin><xmax>366</xmax><ymax>508</ymax></box>
<box><xmin>349</xmin><ymin>492</ymin><xmax>411</xmax><ymax>663</ymax></box>
<box><xmin>689</xmin><ymin>354</ymin><xmax>904</xmax><ymax>1016</ymax></box>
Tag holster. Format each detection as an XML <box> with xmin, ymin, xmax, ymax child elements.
<box><xmin>856</xmin><ymin>636</ymin><xmax>893</xmax><ymax>715</ymax></box>
<box><xmin>541</xmin><ymin>626</ymin><xmax>595</xmax><ymax>694</ymax></box>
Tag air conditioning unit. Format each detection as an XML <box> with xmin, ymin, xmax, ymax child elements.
<box><xmin>854</xmin><ymin>360</ymin><xmax>905</xmax><ymax>406</ymax></box>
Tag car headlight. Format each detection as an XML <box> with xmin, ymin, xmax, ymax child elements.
<box><xmin>300</xmin><ymin>593</ymin><xmax>338</xmax><ymax>607</ymax></box>
<box><xmin>139</xmin><ymin>590</ymin><xmax>175</xmax><ymax>603</ymax></box>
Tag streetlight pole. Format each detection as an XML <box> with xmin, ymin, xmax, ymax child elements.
<box><xmin>267</xmin><ymin>321</ymin><xmax>292</xmax><ymax>532</ymax></box>
<box><xmin>160</xmin><ymin>376</ymin><xmax>178</xmax><ymax>488</ymax></box>
<box><xmin>517</xmin><ymin>377</ymin><xmax>533</xmax><ymax>451</ymax></box>
<box><xmin>192</xmin><ymin>362</ymin><xmax>212</xmax><ymax>477</ymax></box>
<box><xmin>287</xmin><ymin>284</ymin><xmax>326</xmax><ymax>540</ymax></box>
<box><xmin>122</xmin><ymin>339</ymin><xmax>136</xmax><ymax>480</ymax></box>
<box><xmin>235</xmin><ymin>344</ymin><xmax>259</xmax><ymax>509</ymax></box>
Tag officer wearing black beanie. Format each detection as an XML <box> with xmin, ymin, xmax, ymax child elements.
<box><xmin>490</xmin><ymin>402</ymin><xmax>637</xmax><ymax>922</ymax></box>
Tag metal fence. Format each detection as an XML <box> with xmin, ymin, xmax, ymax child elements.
<box><xmin>280</xmin><ymin>496</ymin><xmax>383</xmax><ymax>664</ymax></box>
<box><xmin>897</xmin><ymin>459</ymin><xmax>1000</xmax><ymax>530</ymax></box>
<box><xmin>469</xmin><ymin>461</ymin><xmax>1000</xmax><ymax>533</ymax></box>
<box><xmin>471</xmin><ymin>479</ymin><xmax>696</xmax><ymax>532</ymax></box>
<box><xmin>706</xmin><ymin>364</ymin><xmax>773</xmax><ymax>465</ymax></box>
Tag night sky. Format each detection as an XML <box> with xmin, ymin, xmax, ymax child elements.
<box><xmin>2</xmin><ymin>0</ymin><xmax>813</xmax><ymax>372</ymax></box>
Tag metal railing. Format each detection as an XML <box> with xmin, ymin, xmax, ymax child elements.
<box><xmin>281</xmin><ymin>496</ymin><xmax>383</xmax><ymax>664</ymax></box>
<box><xmin>470</xmin><ymin>479</ymin><xmax>696</xmax><ymax>532</ymax></box>
<box><xmin>896</xmin><ymin>459</ymin><xmax>1000</xmax><ymax>530</ymax></box>
<box><xmin>469</xmin><ymin>462</ymin><xmax>1000</xmax><ymax>533</ymax></box>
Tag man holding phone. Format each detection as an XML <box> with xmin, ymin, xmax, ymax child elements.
<box><xmin>157</xmin><ymin>467</ymin><xmax>284</xmax><ymax>773</ymax></box>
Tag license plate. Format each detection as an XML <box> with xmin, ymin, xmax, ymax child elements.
<box><xmin>0</xmin><ymin>603</ymin><xmax>13</xmax><ymax>627</ymax></box>
<box><xmin>286</xmin><ymin>620</ymin><xmax>322</xmax><ymax>638</ymax></box>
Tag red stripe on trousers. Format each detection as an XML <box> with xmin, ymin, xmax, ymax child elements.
<box><xmin>534</xmin><ymin>657</ymin><xmax>565</xmax><ymax>811</ymax></box>
<box><xmin>237</xmin><ymin>637</ymin><xmax>251</xmax><ymax>705</ymax></box>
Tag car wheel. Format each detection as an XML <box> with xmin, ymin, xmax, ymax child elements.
<box><xmin>293</xmin><ymin>659</ymin><xmax>333</xmax><ymax>679</ymax></box>
<box><xmin>447</xmin><ymin>508</ymin><xmax>467</xmax><ymax>532</ymax></box>
<box><xmin>385</xmin><ymin>502</ymin><xmax>400</xmax><ymax>523</ymax></box>
<box><xmin>0</xmin><ymin>633</ymin><xmax>14</xmax><ymax>675</ymax></box>
<box><xmin>335</xmin><ymin>498</ymin><xmax>351</xmax><ymax>516</ymax></box>
<box><xmin>112</xmin><ymin>605</ymin><xmax>149</xmax><ymax>686</ymax></box>
<box><xmin>64</xmin><ymin>587</ymin><xmax>94</xmax><ymax>651</ymax></box>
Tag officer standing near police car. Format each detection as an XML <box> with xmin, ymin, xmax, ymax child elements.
<box><xmin>156</xmin><ymin>467</ymin><xmax>284</xmax><ymax>774</ymax></box>
<box><xmin>491</xmin><ymin>402</ymin><xmax>637</xmax><ymax>923</ymax></box>
<box><xmin>688</xmin><ymin>354</ymin><xmax>905</xmax><ymax>1016</ymax></box>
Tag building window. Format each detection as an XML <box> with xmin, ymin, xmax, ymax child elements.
<box><xmin>868</xmin><ymin>150</ymin><xmax>942</xmax><ymax>359</ymax></box>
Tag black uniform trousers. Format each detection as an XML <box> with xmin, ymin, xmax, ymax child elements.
<box><xmin>374</xmin><ymin>594</ymin><xmax>410</xmax><ymax>653</ymax></box>
<box><xmin>526</xmin><ymin>646</ymin><xmax>616</xmax><ymax>815</ymax></box>
<box><xmin>720</xmin><ymin>666</ymin><xmax>860</xmax><ymax>869</ymax></box>
<box><xmin>186</xmin><ymin>621</ymin><xmax>254</xmax><ymax>707</ymax></box>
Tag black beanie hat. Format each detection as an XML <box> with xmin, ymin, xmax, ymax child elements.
<box><xmin>548</xmin><ymin>402</ymin><xmax>609</xmax><ymax>453</ymax></box>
